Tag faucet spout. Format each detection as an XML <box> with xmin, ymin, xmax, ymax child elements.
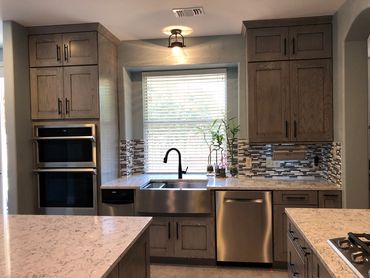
<box><xmin>163</xmin><ymin>148</ymin><xmax>187</xmax><ymax>179</ymax></box>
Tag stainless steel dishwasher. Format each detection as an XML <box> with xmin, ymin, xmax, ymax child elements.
<box><xmin>216</xmin><ymin>191</ymin><xmax>272</xmax><ymax>263</ymax></box>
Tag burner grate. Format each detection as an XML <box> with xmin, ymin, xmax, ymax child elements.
<box><xmin>348</xmin><ymin>233</ymin><xmax>370</xmax><ymax>255</ymax></box>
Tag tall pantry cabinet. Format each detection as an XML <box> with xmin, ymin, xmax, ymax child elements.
<box><xmin>28</xmin><ymin>24</ymin><xmax>120</xmax><ymax>214</ymax></box>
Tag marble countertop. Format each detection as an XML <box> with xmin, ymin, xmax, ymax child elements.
<box><xmin>0</xmin><ymin>215</ymin><xmax>152</xmax><ymax>278</ymax></box>
<box><xmin>101</xmin><ymin>174</ymin><xmax>341</xmax><ymax>191</ymax></box>
<box><xmin>285</xmin><ymin>208</ymin><xmax>370</xmax><ymax>278</ymax></box>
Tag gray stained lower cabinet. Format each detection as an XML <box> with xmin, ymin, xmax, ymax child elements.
<box><xmin>149</xmin><ymin>217</ymin><xmax>215</xmax><ymax>259</ymax></box>
<box><xmin>107</xmin><ymin>231</ymin><xmax>150</xmax><ymax>278</ymax></box>
<box><xmin>30</xmin><ymin>66</ymin><xmax>99</xmax><ymax>119</ymax></box>
<box><xmin>274</xmin><ymin>190</ymin><xmax>341</xmax><ymax>263</ymax></box>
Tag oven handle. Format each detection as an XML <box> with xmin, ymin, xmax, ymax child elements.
<box><xmin>34</xmin><ymin>136</ymin><xmax>96</xmax><ymax>142</ymax></box>
<box><xmin>33</xmin><ymin>168</ymin><xmax>97</xmax><ymax>175</ymax></box>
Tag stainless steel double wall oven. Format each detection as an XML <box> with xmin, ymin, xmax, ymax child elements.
<box><xmin>33</xmin><ymin>124</ymin><xmax>97</xmax><ymax>215</ymax></box>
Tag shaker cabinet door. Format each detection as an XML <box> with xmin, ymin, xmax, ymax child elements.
<box><xmin>62</xmin><ymin>32</ymin><xmax>98</xmax><ymax>66</ymax></box>
<box><xmin>289</xmin><ymin>24</ymin><xmax>332</xmax><ymax>60</ymax></box>
<box><xmin>63</xmin><ymin>66</ymin><xmax>99</xmax><ymax>119</ymax></box>
<box><xmin>290</xmin><ymin>59</ymin><xmax>333</xmax><ymax>142</ymax></box>
<box><xmin>29</xmin><ymin>34</ymin><xmax>63</xmax><ymax>67</ymax></box>
<box><xmin>30</xmin><ymin>67</ymin><xmax>64</xmax><ymax>119</ymax></box>
<box><xmin>149</xmin><ymin>218</ymin><xmax>174</xmax><ymax>257</ymax></box>
<box><xmin>248</xmin><ymin>61</ymin><xmax>290</xmax><ymax>143</ymax></box>
<box><xmin>247</xmin><ymin>27</ymin><xmax>289</xmax><ymax>62</ymax></box>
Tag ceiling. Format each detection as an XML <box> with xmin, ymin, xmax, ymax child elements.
<box><xmin>0</xmin><ymin>0</ymin><xmax>345</xmax><ymax>42</ymax></box>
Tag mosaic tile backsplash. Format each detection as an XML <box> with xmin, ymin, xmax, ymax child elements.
<box><xmin>119</xmin><ymin>139</ymin><xmax>342</xmax><ymax>186</ymax></box>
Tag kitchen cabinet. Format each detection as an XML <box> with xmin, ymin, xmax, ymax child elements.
<box><xmin>248</xmin><ymin>59</ymin><xmax>332</xmax><ymax>143</ymax></box>
<box><xmin>107</xmin><ymin>230</ymin><xmax>150</xmax><ymax>278</ymax></box>
<box><xmin>247</xmin><ymin>24</ymin><xmax>331</xmax><ymax>62</ymax></box>
<box><xmin>29</xmin><ymin>32</ymin><xmax>97</xmax><ymax>67</ymax></box>
<box><xmin>312</xmin><ymin>252</ymin><xmax>332</xmax><ymax>278</ymax></box>
<box><xmin>248</xmin><ymin>61</ymin><xmax>290</xmax><ymax>143</ymax></box>
<box><xmin>273</xmin><ymin>190</ymin><xmax>341</xmax><ymax>263</ymax></box>
<box><xmin>30</xmin><ymin>66</ymin><xmax>99</xmax><ymax>119</ymax></box>
<box><xmin>245</xmin><ymin>16</ymin><xmax>333</xmax><ymax>143</ymax></box>
<box><xmin>287</xmin><ymin>218</ymin><xmax>332</xmax><ymax>278</ymax></box>
<box><xmin>318</xmin><ymin>191</ymin><xmax>342</xmax><ymax>208</ymax></box>
<box><xmin>149</xmin><ymin>217</ymin><xmax>215</xmax><ymax>259</ymax></box>
<box><xmin>30</xmin><ymin>67</ymin><xmax>64</xmax><ymax>119</ymax></box>
<box><xmin>290</xmin><ymin>59</ymin><xmax>333</xmax><ymax>142</ymax></box>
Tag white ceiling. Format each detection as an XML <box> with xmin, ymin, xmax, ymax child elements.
<box><xmin>0</xmin><ymin>0</ymin><xmax>345</xmax><ymax>41</ymax></box>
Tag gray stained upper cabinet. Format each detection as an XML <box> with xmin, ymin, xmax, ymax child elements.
<box><xmin>31</xmin><ymin>66</ymin><xmax>99</xmax><ymax>119</ymax></box>
<box><xmin>246</xmin><ymin>17</ymin><xmax>333</xmax><ymax>143</ymax></box>
<box><xmin>29</xmin><ymin>32</ymin><xmax>98</xmax><ymax>67</ymax></box>
<box><xmin>247</xmin><ymin>24</ymin><xmax>331</xmax><ymax>62</ymax></box>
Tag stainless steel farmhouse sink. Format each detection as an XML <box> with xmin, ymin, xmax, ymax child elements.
<box><xmin>135</xmin><ymin>180</ymin><xmax>212</xmax><ymax>214</ymax></box>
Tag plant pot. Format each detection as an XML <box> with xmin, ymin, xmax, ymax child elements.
<box><xmin>230</xmin><ymin>165</ymin><xmax>238</xmax><ymax>177</ymax></box>
<box><xmin>214</xmin><ymin>164</ymin><xmax>220</xmax><ymax>176</ymax></box>
<box><xmin>207</xmin><ymin>164</ymin><xmax>214</xmax><ymax>175</ymax></box>
<box><xmin>219</xmin><ymin>168</ymin><xmax>226</xmax><ymax>178</ymax></box>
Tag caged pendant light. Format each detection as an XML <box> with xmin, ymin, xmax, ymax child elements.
<box><xmin>168</xmin><ymin>29</ymin><xmax>186</xmax><ymax>48</ymax></box>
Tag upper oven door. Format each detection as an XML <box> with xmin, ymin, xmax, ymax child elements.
<box><xmin>34</xmin><ymin>124</ymin><xmax>96</xmax><ymax>168</ymax></box>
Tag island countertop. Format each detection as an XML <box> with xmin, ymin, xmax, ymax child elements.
<box><xmin>285</xmin><ymin>208</ymin><xmax>370</xmax><ymax>278</ymax></box>
<box><xmin>0</xmin><ymin>215</ymin><xmax>152</xmax><ymax>278</ymax></box>
<box><xmin>101</xmin><ymin>174</ymin><xmax>341</xmax><ymax>191</ymax></box>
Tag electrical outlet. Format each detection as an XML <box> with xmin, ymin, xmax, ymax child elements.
<box><xmin>245</xmin><ymin>158</ymin><xmax>252</xmax><ymax>169</ymax></box>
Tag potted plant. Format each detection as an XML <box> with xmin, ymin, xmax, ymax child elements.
<box><xmin>223</xmin><ymin>117</ymin><xmax>240</xmax><ymax>177</ymax></box>
<box><xmin>211</xmin><ymin>120</ymin><xmax>225</xmax><ymax>176</ymax></box>
<box><xmin>197</xmin><ymin>120</ymin><xmax>218</xmax><ymax>175</ymax></box>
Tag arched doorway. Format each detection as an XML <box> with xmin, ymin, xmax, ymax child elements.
<box><xmin>343</xmin><ymin>8</ymin><xmax>370</xmax><ymax>208</ymax></box>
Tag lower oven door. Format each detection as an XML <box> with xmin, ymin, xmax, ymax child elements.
<box><xmin>35</xmin><ymin>168</ymin><xmax>97</xmax><ymax>215</ymax></box>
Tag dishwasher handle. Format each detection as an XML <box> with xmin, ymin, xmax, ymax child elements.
<box><xmin>224</xmin><ymin>198</ymin><xmax>264</xmax><ymax>204</ymax></box>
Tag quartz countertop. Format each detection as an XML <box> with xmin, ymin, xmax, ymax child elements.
<box><xmin>285</xmin><ymin>208</ymin><xmax>370</xmax><ymax>278</ymax></box>
<box><xmin>0</xmin><ymin>214</ymin><xmax>152</xmax><ymax>278</ymax></box>
<box><xmin>101</xmin><ymin>174</ymin><xmax>341</xmax><ymax>191</ymax></box>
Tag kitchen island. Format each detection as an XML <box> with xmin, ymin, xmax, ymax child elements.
<box><xmin>286</xmin><ymin>208</ymin><xmax>370</xmax><ymax>278</ymax></box>
<box><xmin>0</xmin><ymin>215</ymin><xmax>152</xmax><ymax>278</ymax></box>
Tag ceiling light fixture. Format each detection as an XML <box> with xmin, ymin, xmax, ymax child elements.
<box><xmin>168</xmin><ymin>29</ymin><xmax>186</xmax><ymax>48</ymax></box>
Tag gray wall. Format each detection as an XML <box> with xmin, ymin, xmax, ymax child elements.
<box><xmin>3</xmin><ymin>21</ymin><xmax>35</xmax><ymax>214</ymax></box>
<box><xmin>333</xmin><ymin>0</ymin><xmax>370</xmax><ymax>208</ymax></box>
<box><xmin>118</xmin><ymin>35</ymin><xmax>246</xmax><ymax>140</ymax></box>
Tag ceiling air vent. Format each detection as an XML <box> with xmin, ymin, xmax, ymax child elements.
<box><xmin>172</xmin><ymin>7</ymin><xmax>205</xmax><ymax>18</ymax></box>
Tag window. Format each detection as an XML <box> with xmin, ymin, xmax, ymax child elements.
<box><xmin>143</xmin><ymin>69</ymin><xmax>226</xmax><ymax>173</ymax></box>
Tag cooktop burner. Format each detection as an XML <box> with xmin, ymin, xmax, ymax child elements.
<box><xmin>328</xmin><ymin>233</ymin><xmax>370</xmax><ymax>278</ymax></box>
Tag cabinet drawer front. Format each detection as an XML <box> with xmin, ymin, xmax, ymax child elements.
<box><xmin>287</xmin><ymin>236</ymin><xmax>306</xmax><ymax>278</ymax></box>
<box><xmin>318</xmin><ymin>191</ymin><xmax>342</xmax><ymax>208</ymax></box>
<box><xmin>274</xmin><ymin>191</ymin><xmax>318</xmax><ymax>205</ymax></box>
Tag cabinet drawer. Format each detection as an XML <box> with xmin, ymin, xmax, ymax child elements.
<box><xmin>274</xmin><ymin>191</ymin><xmax>318</xmax><ymax>205</ymax></box>
<box><xmin>287</xmin><ymin>236</ymin><xmax>305</xmax><ymax>278</ymax></box>
<box><xmin>318</xmin><ymin>191</ymin><xmax>342</xmax><ymax>208</ymax></box>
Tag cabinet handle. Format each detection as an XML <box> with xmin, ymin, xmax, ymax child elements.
<box><xmin>176</xmin><ymin>222</ymin><xmax>179</xmax><ymax>240</ymax></box>
<box><xmin>289</xmin><ymin>230</ymin><xmax>298</xmax><ymax>241</ymax></box>
<box><xmin>292</xmin><ymin>38</ymin><xmax>295</xmax><ymax>55</ymax></box>
<box><xmin>57</xmin><ymin>98</ymin><xmax>62</xmax><ymax>115</ymax></box>
<box><xmin>56</xmin><ymin>45</ymin><xmax>61</xmax><ymax>61</ymax></box>
<box><xmin>323</xmin><ymin>194</ymin><xmax>338</xmax><ymax>198</ymax></box>
<box><xmin>286</xmin><ymin>196</ymin><xmax>306</xmax><ymax>200</ymax></box>
<box><xmin>168</xmin><ymin>222</ymin><xmax>171</xmax><ymax>239</ymax></box>
<box><xmin>65</xmin><ymin>98</ymin><xmax>70</xmax><ymax>115</ymax></box>
<box><xmin>285</xmin><ymin>120</ymin><xmax>289</xmax><ymax>138</ymax></box>
<box><xmin>284</xmin><ymin>38</ymin><xmax>287</xmax><ymax>56</ymax></box>
<box><xmin>64</xmin><ymin>44</ymin><xmax>69</xmax><ymax>62</ymax></box>
<box><xmin>294</xmin><ymin>120</ymin><xmax>297</xmax><ymax>138</ymax></box>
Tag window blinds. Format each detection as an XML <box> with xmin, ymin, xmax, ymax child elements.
<box><xmin>143</xmin><ymin>69</ymin><xmax>226</xmax><ymax>173</ymax></box>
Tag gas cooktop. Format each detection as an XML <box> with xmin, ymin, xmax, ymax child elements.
<box><xmin>328</xmin><ymin>233</ymin><xmax>370</xmax><ymax>278</ymax></box>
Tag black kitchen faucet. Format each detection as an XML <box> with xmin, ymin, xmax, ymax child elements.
<box><xmin>163</xmin><ymin>148</ymin><xmax>188</xmax><ymax>179</ymax></box>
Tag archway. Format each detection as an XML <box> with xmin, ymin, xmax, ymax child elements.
<box><xmin>343</xmin><ymin>8</ymin><xmax>370</xmax><ymax>208</ymax></box>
